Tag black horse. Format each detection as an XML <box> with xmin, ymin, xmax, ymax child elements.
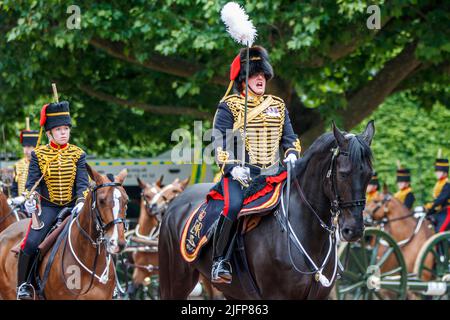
<box><xmin>159</xmin><ymin>121</ymin><xmax>375</xmax><ymax>299</ymax></box>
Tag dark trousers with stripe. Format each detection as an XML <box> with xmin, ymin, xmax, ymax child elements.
<box><xmin>221</xmin><ymin>177</ymin><xmax>244</xmax><ymax>222</ymax></box>
<box><xmin>21</xmin><ymin>206</ymin><xmax>62</xmax><ymax>255</ymax></box>
<box><xmin>435</xmin><ymin>206</ymin><xmax>450</xmax><ymax>233</ymax></box>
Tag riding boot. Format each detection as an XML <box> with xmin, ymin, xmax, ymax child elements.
<box><xmin>16</xmin><ymin>250</ymin><xmax>35</xmax><ymax>300</ymax></box>
<box><xmin>211</xmin><ymin>215</ymin><xmax>235</xmax><ymax>284</ymax></box>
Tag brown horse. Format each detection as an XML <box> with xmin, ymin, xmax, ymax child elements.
<box><xmin>0</xmin><ymin>166</ymin><xmax>129</xmax><ymax>300</ymax></box>
<box><xmin>0</xmin><ymin>191</ymin><xmax>21</xmax><ymax>234</ymax></box>
<box><xmin>127</xmin><ymin>176</ymin><xmax>222</xmax><ymax>299</ymax></box>
<box><xmin>127</xmin><ymin>176</ymin><xmax>223</xmax><ymax>299</ymax></box>
<box><xmin>364</xmin><ymin>186</ymin><xmax>434</xmax><ymax>279</ymax></box>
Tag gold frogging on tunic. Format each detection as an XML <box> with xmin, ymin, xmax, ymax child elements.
<box><xmin>224</xmin><ymin>94</ymin><xmax>286</xmax><ymax>168</ymax></box>
<box><xmin>14</xmin><ymin>158</ymin><xmax>30</xmax><ymax>195</ymax></box>
<box><xmin>34</xmin><ymin>144</ymin><xmax>84</xmax><ymax>205</ymax></box>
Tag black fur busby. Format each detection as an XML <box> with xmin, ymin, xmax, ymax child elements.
<box><xmin>40</xmin><ymin>101</ymin><xmax>72</xmax><ymax>132</ymax></box>
<box><xmin>20</xmin><ymin>130</ymin><xmax>39</xmax><ymax>147</ymax></box>
<box><xmin>233</xmin><ymin>46</ymin><xmax>274</xmax><ymax>93</ymax></box>
<box><xmin>435</xmin><ymin>158</ymin><xmax>449</xmax><ymax>173</ymax></box>
<box><xmin>396</xmin><ymin>168</ymin><xmax>411</xmax><ymax>183</ymax></box>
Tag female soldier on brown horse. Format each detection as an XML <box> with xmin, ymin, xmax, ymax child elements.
<box><xmin>0</xmin><ymin>166</ymin><xmax>128</xmax><ymax>300</ymax></box>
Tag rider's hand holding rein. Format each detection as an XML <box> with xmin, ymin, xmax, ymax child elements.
<box><xmin>72</xmin><ymin>200</ymin><xmax>84</xmax><ymax>215</ymax></box>
<box><xmin>284</xmin><ymin>153</ymin><xmax>298</xmax><ymax>168</ymax></box>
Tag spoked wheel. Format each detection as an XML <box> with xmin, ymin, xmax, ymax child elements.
<box><xmin>336</xmin><ymin>227</ymin><xmax>408</xmax><ymax>300</ymax></box>
<box><xmin>414</xmin><ymin>231</ymin><xmax>450</xmax><ymax>300</ymax></box>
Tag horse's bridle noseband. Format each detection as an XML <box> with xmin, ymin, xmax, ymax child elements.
<box><xmin>91</xmin><ymin>182</ymin><xmax>128</xmax><ymax>233</ymax></box>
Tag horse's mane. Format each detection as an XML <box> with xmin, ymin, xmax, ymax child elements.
<box><xmin>294</xmin><ymin>132</ymin><xmax>373</xmax><ymax>177</ymax></box>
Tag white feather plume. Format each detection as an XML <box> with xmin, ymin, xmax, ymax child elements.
<box><xmin>221</xmin><ymin>2</ymin><xmax>257</xmax><ymax>47</ymax></box>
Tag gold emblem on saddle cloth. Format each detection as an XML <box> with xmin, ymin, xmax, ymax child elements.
<box><xmin>14</xmin><ymin>158</ymin><xmax>29</xmax><ymax>195</ymax></box>
<box><xmin>34</xmin><ymin>144</ymin><xmax>83</xmax><ymax>205</ymax></box>
<box><xmin>225</xmin><ymin>94</ymin><xmax>285</xmax><ymax>167</ymax></box>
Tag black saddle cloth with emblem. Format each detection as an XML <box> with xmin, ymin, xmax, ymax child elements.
<box><xmin>180</xmin><ymin>168</ymin><xmax>287</xmax><ymax>262</ymax></box>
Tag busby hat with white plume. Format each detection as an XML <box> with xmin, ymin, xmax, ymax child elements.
<box><xmin>221</xmin><ymin>2</ymin><xmax>273</xmax><ymax>98</ymax></box>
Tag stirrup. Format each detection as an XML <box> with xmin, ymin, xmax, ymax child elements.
<box><xmin>16</xmin><ymin>283</ymin><xmax>35</xmax><ymax>300</ymax></box>
<box><xmin>211</xmin><ymin>260</ymin><xmax>232</xmax><ymax>284</ymax></box>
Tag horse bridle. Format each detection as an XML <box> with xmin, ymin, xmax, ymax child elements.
<box><xmin>295</xmin><ymin>146</ymin><xmax>367</xmax><ymax>233</ymax></box>
<box><xmin>76</xmin><ymin>182</ymin><xmax>128</xmax><ymax>247</ymax></box>
<box><xmin>91</xmin><ymin>182</ymin><xmax>128</xmax><ymax>233</ymax></box>
<box><xmin>328</xmin><ymin>147</ymin><xmax>367</xmax><ymax>216</ymax></box>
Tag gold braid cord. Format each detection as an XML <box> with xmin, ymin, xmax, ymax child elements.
<box><xmin>34</xmin><ymin>144</ymin><xmax>84</xmax><ymax>205</ymax></box>
<box><xmin>225</xmin><ymin>94</ymin><xmax>285</xmax><ymax>168</ymax></box>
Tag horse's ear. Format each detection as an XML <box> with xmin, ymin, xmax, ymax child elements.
<box><xmin>137</xmin><ymin>177</ymin><xmax>147</xmax><ymax>190</ymax></box>
<box><xmin>156</xmin><ymin>175</ymin><xmax>164</xmax><ymax>188</ymax></box>
<box><xmin>180</xmin><ymin>177</ymin><xmax>190</xmax><ymax>189</ymax></box>
<box><xmin>332</xmin><ymin>121</ymin><xmax>346</xmax><ymax>147</ymax></box>
<box><xmin>115</xmin><ymin>168</ymin><xmax>128</xmax><ymax>184</ymax></box>
<box><xmin>383</xmin><ymin>182</ymin><xmax>389</xmax><ymax>194</ymax></box>
<box><xmin>86</xmin><ymin>164</ymin><xmax>102</xmax><ymax>185</ymax></box>
<box><xmin>361</xmin><ymin>120</ymin><xmax>375</xmax><ymax>146</ymax></box>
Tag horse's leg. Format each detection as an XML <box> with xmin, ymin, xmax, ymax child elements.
<box><xmin>159</xmin><ymin>228</ymin><xmax>198</xmax><ymax>299</ymax></box>
<box><xmin>0</xmin><ymin>220</ymin><xmax>29</xmax><ymax>300</ymax></box>
<box><xmin>199</xmin><ymin>275</ymin><xmax>223</xmax><ymax>300</ymax></box>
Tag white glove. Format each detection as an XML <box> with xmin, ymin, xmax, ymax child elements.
<box><xmin>283</xmin><ymin>153</ymin><xmax>298</xmax><ymax>168</ymax></box>
<box><xmin>413</xmin><ymin>206</ymin><xmax>426</xmax><ymax>219</ymax></box>
<box><xmin>72</xmin><ymin>201</ymin><xmax>84</xmax><ymax>215</ymax></box>
<box><xmin>11</xmin><ymin>196</ymin><xmax>25</xmax><ymax>206</ymax></box>
<box><xmin>24</xmin><ymin>198</ymin><xmax>37</xmax><ymax>215</ymax></box>
<box><xmin>230</xmin><ymin>166</ymin><xmax>250</xmax><ymax>184</ymax></box>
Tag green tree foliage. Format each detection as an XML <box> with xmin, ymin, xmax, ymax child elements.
<box><xmin>354</xmin><ymin>93</ymin><xmax>450</xmax><ymax>204</ymax></box>
<box><xmin>0</xmin><ymin>1</ymin><xmax>448</xmax><ymax>158</ymax></box>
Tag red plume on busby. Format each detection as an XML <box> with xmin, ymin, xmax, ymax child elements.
<box><xmin>230</xmin><ymin>54</ymin><xmax>241</xmax><ymax>81</ymax></box>
<box><xmin>40</xmin><ymin>104</ymin><xmax>49</xmax><ymax>127</ymax></box>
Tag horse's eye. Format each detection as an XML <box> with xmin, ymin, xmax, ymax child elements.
<box><xmin>339</xmin><ymin>172</ymin><xmax>349</xmax><ymax>179</ymax></box>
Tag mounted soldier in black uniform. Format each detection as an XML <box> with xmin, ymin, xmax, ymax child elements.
<box><xmin>211</xmin><ymin>46</ymin><xmax>301</xmax><ymax>284</ymax></box>
<box><xmin>16</xmin><ymin>101</ymin><xmax>89</xmax><ymax>300</ymax></box>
